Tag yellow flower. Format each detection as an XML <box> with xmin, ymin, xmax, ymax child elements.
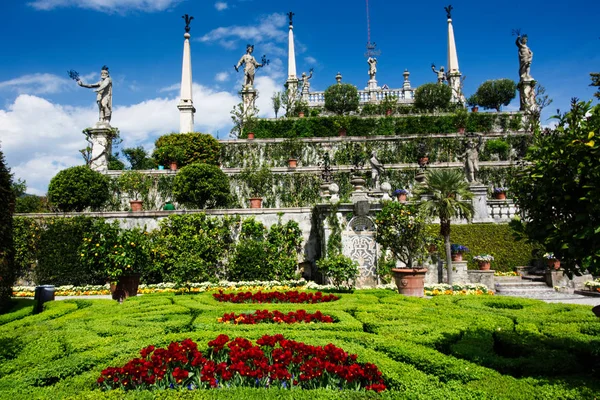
<box><xmin>96</xmin><ymin>243</ymin><xmax>100</xmax><ymax>247</ymax></box>
<box><xmin>80</xmin><ymin>253</ymin><xmax>84</xmax><ymax>257</ymax></box>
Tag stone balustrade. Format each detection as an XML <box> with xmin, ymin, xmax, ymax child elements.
<box><xmin>488</xmin><ymin>199</ymin><xmax>518</xmax><ymax>222</ymax></box>
<box><xmin>307</xmin><ymin>88</ymin><xmax>415</xmax><ymax>107</ymax></box>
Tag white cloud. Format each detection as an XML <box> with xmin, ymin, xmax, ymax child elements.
<box><xmin>304</xmin><ymin>56</ymin><xmax>317</xmax><ymax>66</ymax></box>
<box><xmin>214</xmin><ymin>1</ymin><xmax>227</xmax><ymax>11</ymax></box>
<box><xmin>28</xmin><ymin>0</ymin><xmax>184</xmax><ymax>13</ymax></box>
<box><xmin>215</xmin><ymin>72</ymin><xmax>229</xmax><ymax>82</ymax></box>
<box><xmin>0</xmin><ymin>82</ymin><xmax>240</xmax><ymax>195</ymax></box>
<box><xmin>199</xmin><ymin>12</ymin><xmax>287</xmax><ymax>48</ymax></box>
<box><xmin>0</xmin><ymin>73</ymin><xmax>72</xmax><ymax>95</ymax></box>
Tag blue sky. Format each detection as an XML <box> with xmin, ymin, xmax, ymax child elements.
<box><xmin>0</xmin><ymin>0</ymin><xmax>599</xmax><ymax>194</ymax></box>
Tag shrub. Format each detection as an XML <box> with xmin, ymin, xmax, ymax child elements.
<box><xmin>172</xmin><ymin>163</ymin><xmax>230</xmax><ymax>209</ymax></box>
<box><xmin>47</xmin><ymin>166</ymin><xmax>109</xmax><ymax>212</ymax></box>
<box><xmin>486</xmin><ymin>139</ymin><xmax>510</xmax><ymax>159</ymax></box>
<box><xmin>117</xmin><ymin>171</ymin><xmax>152</xmax><ymax>201</ymax></box>
<box><xmin>414</xmin><ymin>83</ymin><xmax>452</xmax><ymax>112</ymax></box>
<box><xmin>122</xmin><ymin>146</ymin><xmax>156</xmax><ymax>170</ymax></box>
<box><xmin>0</xmin><ymin>147</ymin><xmax>15</xmax><ymax>309</ymax></box>
<box><xmin>152</xmin><ymin>132</ymin><xmax>221</xmax><ymax>168</ymax></box>
<box><xmin>316</xmin><ymin>254</ymin><xmax>359</xmax><ymax>290</ymax></box>
<box><xmin>238</xmin><ymin>165</ymin><xmax>273</xmax><ymax>198</ymax></box>
<box><xmin>473</xmin><ymin>79</ymin><xmax>517</xmax><ymax>111</ymax></box>
<box><xmin>15</xmin><ymin>195</ymin><xmax>48</xmax><ymax>213</ymax></box>
<box><xmin>324</xmin><ymin>83</ymin><xmax>359</xmax><ymax>115</ymax></box>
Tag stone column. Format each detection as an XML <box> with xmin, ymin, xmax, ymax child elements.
<box><xmin>178</xmin><ymin>30</ymin><xmax>195</xmax><ymax>133</ymax></box>
<box><xmin>87</xmin><ymin>126</ymin><xmax>113</xmax><ymax>172</ymax></box>
<box><xmin>286</xmin><ymin>15</ymin><xmax>299</xmax><ymax>105</ymax></box>
<box><xmin>470</xmin><ymin>184</ymin><xmax>492</xmax><ymax>223</ymax></box>
<box><xmin>446</xmin><ymin>16</ymin><xmax>465</xmax><ymax>104</ymax></box>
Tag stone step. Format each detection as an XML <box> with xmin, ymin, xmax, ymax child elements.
<box><xmin>495</xmin><ymin>281</ymin><xmax>549</xmax><ymax>291</ymax></box>
<box><xmin>521</xmin><ymin>275</ymin><xmax>546</xmax><ymax>282</ymax></box>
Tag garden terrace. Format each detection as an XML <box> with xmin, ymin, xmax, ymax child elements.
<box><xmin>0</xmin><ymin>291</ymin><xmax>598</xmax><ymax>398</ymax></box>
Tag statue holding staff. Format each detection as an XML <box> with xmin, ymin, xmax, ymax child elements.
<box><xmin>70</xmin><ymin>65</ymin><xmax>113</xmax><ymax>125</ymax></box>
<box><xmin>234</xmin><ymin>44</ymin><xmax>269</xmax><ymax>88</ymax></box>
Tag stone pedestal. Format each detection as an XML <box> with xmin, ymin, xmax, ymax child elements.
<box><xmin>350</xmin><ymin>176</ymin><xmax>369</xmax><ymax>203</ymax></box>
<box><xmin>87</xmin><ymin>124</ymin><xmax>114</xmax><ymax>172</ymax></box>
<box><xmin>467</xmin><ymin>270</ymin><xmax>495</xmax><ymax>290</ymax></box>
<box><xmin>470</xmin><ymin>184</ymin><xmax>491</xmax><ymax>223</ymax></box>
<box><xmin>518</xmin><ymin>80</ymin><xmax>537</xmax><ymax>114</ymax></box>
<box><xmin>241</xmin><ymin>87</ymin><xmax>257</xmax><ymax>115</ymax></box>
<box><xmin>545</xmin><ymin>269</ymin><xmax>594</xmax><ymax>291</ymax></box>
<box><xmin>443</xmin><ymin>261</ymin><xmax>468</xmax><ymax>284</ymax></box>
<box><xmin>177</xmin><ymin>101</ymin><xmax>195</xmax><ymax>133</ymax></box>
<box><xmin>367</xmin><ymin>79</ymin><xmax>379</xmax><ymax>102</ymax></box>
<box><xmin>447</xmin><ymin>71</ymin><xmax>465</xmax><ymax>104</ymax></box>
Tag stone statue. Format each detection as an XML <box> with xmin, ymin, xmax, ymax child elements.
<box><xmin>370</xmin><ymin>151</ymin><xmax>385</xmax><ymax>189</ymax></box>
<box><xmin>463</xmin><ymin>135</ymin><xmax>483</xmax><ymax>183</ymax></box>
<box><xmin>444</xmin><ymin>4</ymin><xmax>453</xmax><ymax>19</ymax></box>
<box><xmin>234</xmin><ymin>44</ymin><xmax>267</xmax><ymax>88</ymax></box>
<box><xmin>77</xmin><ymin>65</ymin><xmax>112</xmax><ymax>125</ymax></box>
<box><xmin>301</xmin><ymin>68</ymin><xmax>313</xmax><ymax>93</ymax></box>
<box><xmin>431</xmin><ymin>64</ymin><xmax>447</xmax><ymax>84</ymax></box>
<box><xmin>515</xmin><ymin>33</ymin><xmax>533</xmax><ymax>81</ymax></box>
<box><xmin>182</xmin><ymin>14</ymin><xmax>193</xmax><ymax>33</ymax></box>
<box><xmin>367</xmin><ymin>57</ymin><xmax>377</xmax><ymax>80</ymax></box>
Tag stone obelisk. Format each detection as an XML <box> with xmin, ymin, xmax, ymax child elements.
<box><xmin>285</xmin><ymin>12</ymin><xmax>299</xmax><ymax>106</ymax></box>
<box><xmin>445</xmin><ymin>6</ymin><xmax>465</xmax><ymax>104</ymax></box>
<box><xmin>178</xmin><ymin>14</ymin><xmax>196</xmax><ymax>133</ymax></box>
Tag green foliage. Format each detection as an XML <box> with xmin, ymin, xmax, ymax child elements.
<box><xmin>12</xmin><ymin>218</ymin><xmax>40</xmax><ymax>283</ymax></box>
<box><xmin>79</xmin><ymin>220</ymin><xmax>150</xmax><ymax>282</ymax></box>
<box><xmin>271</xmin><ymin>92</ymin><xmax>282</xmax><ymax>118</ymax></box>
<box><xmin>485</xmin><ymin>139</ymin><xmax>510</xmax><ymax>159</ymax></box>
<box><xmin>590</xmin><ymin>72</ymin><xmax>600</xmax><ymax>100</ymax></box>
<box><xmin>47</xmin><ymin>166</ymin><xmax>110</xmax><ymax>212</ymax></box>
<box><xmin>117</xmin><ymin>171</ymin><xmax>152</xmax><ymax>200</ymax></box>
<box><xmin>150</xmin><ymin>214</ymin><xmax>239</xmax><ymax>285</ymax></box>
<box><xmin>413</xmin><ymin>83</ymin><xmax>452</xmax><ymax>112</ymax></box>
<box><xmin>122</xmin><ymin>146</ymin><xmax>156</xmax><ymax>170</ymax></box>
<box><xmin>375</xmin><ymin>203</ymin><xmax>432</xmax><ymax>268</ymax></box>
<box><xmin>153</xmin><ymin>133</ymin><xmax>221</xmax><ymax>168</ymax></box>
<box><xmin>0</xmin><ymin>147</ymin><xmax>15</xmax><ymax>309</ymax></box>
<box><xmin>510</xmin><ymin>100</ymin><xmax>600</xmax><ymax>274</ymax></box>
<box><xmin>107</xmin><ymin>153</ymin><xmax>125</xmax><ymax>170</ymax></box>
<box><xmin>316</xmin><ymin>254</ymin><xmax>359</xmax><ymax>289</ymax></box>
<box><xmin>281</xmin><ymin>137</ymin><xmax>304</xmax><ymax>159</ymax></box>
<box><xmin>15</xmin><ymin>195</ymin><xmax>48</xmax><ymax>213</ymax></box>
<box><xmin>228</xmin><ymin>218</ymin><xmax>302</xmax><ymax>281</ymax></box>
<box><xmin>323</xmin><ymin>83</ymin><xmax>359</xmax><ymax>115</ymax></box>
<box><xmin>447</xmin><ymin>223</ymin><xmax>540</xmax><ymax>271</ymax></box>
<box><xmin>172</xmin><ymin>163</ymin><xmax>230</xmax><ymax>209</ymax></box>
<box><xmin>238</xmin><ymin>165</ymin><xmax>273</xmax><ymax>198</ymax></box>
<box><xmin>473</xmin><ymin>79</ymin><xmax>517</xmax><ymax>111</ymax></box>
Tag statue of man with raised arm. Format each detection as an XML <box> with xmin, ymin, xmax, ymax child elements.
<box><xmin>77</xmin><ymin>65</ymin><xmax>112</xmax><ymax>125</ymax></box>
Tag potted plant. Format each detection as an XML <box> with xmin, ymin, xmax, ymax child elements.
<box><xmin>281</xmin><ymin>137</ymin><xmax>303</xmax><ymax>168</ymax></box>
<box><xmin>493</xmin><ymin>187</ymin><xmax>508</xmax><ymax>200</ymax></box>
<box><xmin>375</xmin><ymin>202</ymin><xmax>432</xmax><ymax>297</ymax></box>
<box><xmin>543</xmin><ymin>252</ymin><xmax>561</xmax><ymax>270</ymax></box>
<box><xmin>117</xmin><ymin>171</ymin><xmax>152</xmax><ymax>211</ymax></box>
<box><xmin>155</xmin><ymin>145</ymin><xmax>184</xmax><ymax>170</ymax></box>
<box><xmin>454</xmin><ymin>108</ymin><xmax>469</xmax><ymax>134</ymax></box>
<box><xmin>79</xmin><ymin>222</ymin><xmax>149</xmax><ymax>301</ymax></box>
<box><xmin>316</xmin><ymin>254</ymin><xmax>360</xmax><ymax>290</ymax></box>
<box><xmin>473</xmin><ymin>254</ymin><xmax>494</xmax><ymax>270</ymax></box>
<box><xmin>393</xmin><ymin>189</ymin><xmax>409</xmax><ymax>202</ymax></box>
<box><xmin>450</xmin><ymin>244</ymin><xmax>469</xmax><ymax>262</ymax></box>
<box><xmin>239</xmin><ymin>165</ymin><xmax>273</xmax><ymax>208</ymax></box>
<box><xmin>380</xmin><ymin>94</ymin><xmax>398</xmax><ymax>116</ymax></box>
<box><xmin>467</xmin><ymin>94</ymin><xmax>479</xmax><ymax>112</ymax></box>
<box><xmin>417</xmin><ymin>142</ymin><xmax>429</xmax><ymax>167</ymax></box>
<box><xmin>332</xmin><ymin>116</ymin><xmax>349</xmax><ymax>137</ymax></box>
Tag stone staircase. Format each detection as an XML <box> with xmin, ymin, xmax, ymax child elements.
<box><xmin>495</xmin><ymin>268</ymin><xmax>591</xmax><ymax>301</ymax></box>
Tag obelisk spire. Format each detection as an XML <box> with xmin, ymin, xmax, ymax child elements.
<box><xmin>178</xmin><ymin>14</ymin><xmax>196</xmax><ymax>133</ymax></box>
<box><xmin>286</xmin><ymin>12</ymin><xmax>299</xmax><ymax>99</ymax></box>
<box><xmin>445</xmin><ymin>5</ymin><xmax>465</xmax><ymax>104</ymax></box>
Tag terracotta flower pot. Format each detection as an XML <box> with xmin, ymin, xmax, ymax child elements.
<box><xmin>298</xmin><ymin>111</ymin><xmax>305</xmax><ymax>118</ymax></box>
<box><xmin>386</xmin><ymin>109</ymin><xmax>392</xmax><ymax>116</ymax></box>
<box><xmin>391</xmin><ymin>268</ymin><xmax>428</xmax><ymax>297</ymax></box>
<box><xmin>547</xmin><ymin>259</ymin><xmax>560</xmax><ymax>270</ymax></box>
<box><xmin>451</xmin><ymin>253</ymin><xmax>463</xmax><ymax>262</ymax></box>
<box><xmin>338</xmin><ymin>128</ymin><xmax>347</xmax><ymax>137</ymax></box>
<box><xmin>494</xmin><ymin>192</ymin><xmax>506</xmax><ymax>200</ymax></box>
<box><xmin>288</xmin><ymin>158</ymin><xmax>298</xmax><ymax>168</ymax></box>
<box><xmin>110</xmin><ymin>274</ymin><xmax>140</xmax><ymax>302</ymax></box>
<box><xmin>458</xmin><ymin>127</ymin><xmax>466</xmax><ymax>134</ymax></box>
<box><xmin>396</xmin><ymin>193</ymin><xmax>407</xmax><ymax>202</ymax></box>
<box><xmin>129</xmin><ymin>200</ymin><xmax>143</xmax><ymax>212</ymax></box>
<box><xmin>471</xmin><ymin>106</ymin><xmax>479</xmax><ymax>113</ymax></box>
<box><xmin>418</xmin><ymin>157</ymin><xmax>429</xmax><ymax>166</ymax></box>
<box><xmin>247</xmin><ymin>132</ymin><xmax>255</xmax><ymax>140</ymax></box>
<box><xmin>478</xmin><ymin>261</ymin><xmax>491</xmax><ymax>270</ymax></box>
<box><xmin>249</xmin><ymin>197</ymin><xmax>263</xmax><ymax>208</ymax></box>
<box><xmin>169</xmin><ymin>161</ymin><xmax>178</xmax><ymax>171</ymax></box>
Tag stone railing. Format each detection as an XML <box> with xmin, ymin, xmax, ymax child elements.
<box><xmin>488</xmin><ymin>199</ymin><xmax>518</xmax><ymax>222</ymax></box>
<box><xmin>307</xmin><ymin>88</ymin><xmax>415</xmax><ymax>107</ymax></box>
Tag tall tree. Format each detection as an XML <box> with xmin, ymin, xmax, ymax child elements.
<box><xmin>414</xmin><ymin>169</ymin><xmax>474</xmax><ymax>284</ymax></box>
<box><xmin>510</xmin><ymin>99</ymin><xmax>600</xmax><ymax>274</ymax></box>
<box><xmin>0</xmin><ymin>146</ymin><xmax>15</xmax><ymax>310</ymax></box>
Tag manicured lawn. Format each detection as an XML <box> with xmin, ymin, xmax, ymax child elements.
<box><xmin>0</xmin><ymin>291</ymin><xmax>599</xmax><ymax>399</ymax></box>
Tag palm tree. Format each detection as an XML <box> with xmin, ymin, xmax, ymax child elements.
<box><xmin>414</xmin><ymin>169</ymin><xmax>474</xmax><ymax>284</ymax></box>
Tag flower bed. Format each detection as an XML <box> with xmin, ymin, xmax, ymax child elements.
<box><xmin>584</xmin><ymin>279</ymin><xmax>600</xmax><ymax>292</ymax></box>
<box><xmin>213</xmin><ymin>290</ymin><xmax>340</xmax><ymax>304</ymax></box>
<box><xmin>97</xmin><ymin>335</ymin><xmax>386</xmax><ymax>392</ymax></box>
<box><xmin>494</xmin><ymin>271</ymin><xmax>520</xmax><ymax>277</ymax></box>
<box><xmin>218</xmin><ymin>310</ymin><xmax>334</xmax><ymax>325</ymax></box>
<box><xmin>424</xmin><ymin>283</ymin><xmax>493</xmax><ymax>296</ymax></box>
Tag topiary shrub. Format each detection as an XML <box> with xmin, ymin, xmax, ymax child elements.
<box><xmin>414</xmin><ymin>83</ymin><xmax>452</xmax><ymax>112</ymax></box>
<box><xmin>472</xmin><ymin>79</ymin><xmax>517</xmax><ymax>112</ymax></box>
<box><xmin>324</xmin><ymin>83</ymin><xmax>359</xmax><ymax>115</ymax></box>
<box><xmin>172</xmin><ymin>163</ymin><xmax>230</xmax><ymax>209</ymax></box>
<box><xmin>47</xmin><ymin>166</ymin><xmax>109</xmax><ymax>212</ymax></box>
<box><xmin>0</xmin><ymin>147</ymin><xmax>15</xmax><ymax>310</ymax></box>
<box><xmin>153</xmin><ymin>132</ymin><xmax>221</xmax><ymax>168</ymax></box>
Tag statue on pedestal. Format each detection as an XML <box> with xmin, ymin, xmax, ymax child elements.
<box><xmin>301</xmin><ymin>68</ymin><xmax>313</xmax><ymax>94</ymax></box>
<box><xmin>234</xmin><ymin>44</ymin><xmax>269</xmax><ymax>88</ymax></box>
<box><xmin>370</xmin><ymin>151</ymin><xmax>385</xmax><ymax>189</ymax></box>
<box><xmin>514</xmin><ymin>30</ymin><xmax>533</xmax><ymax>82</ymax></box>
<box><xmin>71</xmin><ymin>65</ymin><xmax>112</xmax><ymax>125</ymax></box>
<box><xmin>431</xmin><ymin>64</ymin><xmax>447</xmax><ymax>84</ymax></box>
<box><xmin>367</xmin><ymin>57</ymin><xmax>377</xmax><ymax>80</ymax></box>
<box><xmin>463</xmin><ymin>135</ymin><xmax>483</xmax><ymax>183</ymax></box>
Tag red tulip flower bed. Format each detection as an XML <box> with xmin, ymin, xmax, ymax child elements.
<box><xmin>213</xmin><ymin>290</ymin><xmax>340</xmax><ymax>304</ymax></box>
<box><xmin>219</xmin><ymin>309</ymin><xmax>335</xmax><ymax>324</ymax></box>
<box><xmin>97</xmin><ymin>334</ymin><xmax>386</xmax><ymax>392</ymax></box>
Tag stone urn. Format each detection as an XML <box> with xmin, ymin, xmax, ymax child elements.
<box><xmin>391</xmin><ymin>268</ymin><xmax>428</xmax><ymax>297</ymax></box>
